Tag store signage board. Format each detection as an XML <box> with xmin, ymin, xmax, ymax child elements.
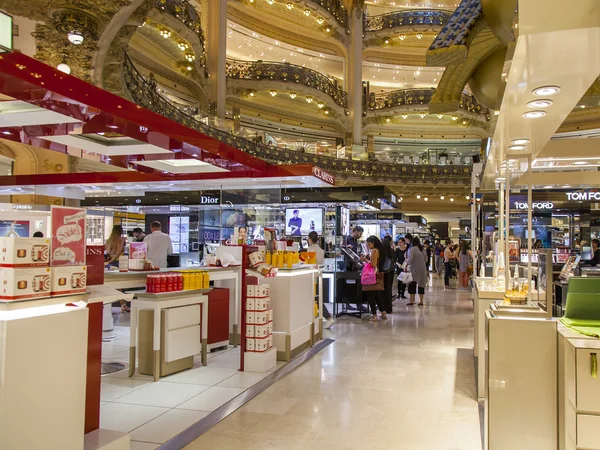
<box><xmin>566</xmin><ymin>191</ymin><xmax>600</xmax><ymax>201</ymax></box>
<box><xmin>312</xmin><ymin>166</ymin><xmax>335</xmax><ymax>185</ymax></box>
<box><xmin>86</xmin><ymin>245</ymin><xmax>104</xmax><ymax>286</ymax></box>
<box><xmin>200</xmin><ymin>192</ymin><xmax>220</xmax><ymax>205</ymax></box>
<box><xmin>51</xmin><ymin>206</ymin><xmax>86</xmax><ymax>265</ymax></box>
<box><xmin>514</xmin><ymin>201</ymin><xmax>554</xmax><ymax>210</ymax></box>
<box><xmin>0</xmin><ymin>12</ymin><xmax>12</xmax><ymax>52</ymax></box>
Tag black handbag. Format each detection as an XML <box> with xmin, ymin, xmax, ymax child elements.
<box><xmin>362</xmin><ymin>273</ymin><xmax>384</xmax><ymax>291</ymax></box>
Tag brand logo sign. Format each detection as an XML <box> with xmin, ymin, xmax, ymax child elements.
<box><xmin>566</xmin><ymin>191</ymin><xmax>600</xmax><ymax>201</ymax></box>
<box><xmin>514</xmin><ymin>201</ymin><xmax>554</xmax><ymax>210</ymax></box>
<box><xmin>312</xmin><ymin>167</ymin><xmax>335</xmax><ymax>185</ymax></box>
<box><xmin>13</xmin><ymin>204</ymin><xmax>32</xmax><ymax>210</ymax></box>
<box><xmin>283</xmin><ymin>196</ymin><xmax>291</xmax><ymax>201</ymax></box>
<box><xmin>200</xmin><ymin>194</ymin><xmax>220</xmax><ymax>205</ymax></box>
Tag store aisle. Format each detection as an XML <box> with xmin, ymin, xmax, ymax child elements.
<box><xmin>184</xmin><ymin>276</ymin><xmax>481</xmax><ymax>450</ymax></box>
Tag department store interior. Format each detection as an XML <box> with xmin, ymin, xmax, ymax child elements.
<box><xmin>0</xmin><ymin>0</ymin><xmax>598</xmax><ymax>449</ymax></box>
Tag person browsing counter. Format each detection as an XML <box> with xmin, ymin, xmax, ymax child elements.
<box><xmin>143</xmin><ymin>221</ymin><xmax>173</xmax><ymax>269</ymax></box>
<box><xmin>132</xmin><ymin>227</ymin><xmax>145</xmax><ymax>242</ymax></box>
<box><xmin>360</xmin><ymin>235</ymin><xmax>388</xmax><ymax>321</ymax></box>
<box><xmin>590</xmin><ymin>239</ymin><xmax>600</xmax><ymax>266</ymax></box>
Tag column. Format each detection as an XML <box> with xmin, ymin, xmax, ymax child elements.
<box><xmin>346</xmin><ymin>5</ymin><xmax>364</xmax><ymax>156</ymax></box>
<box><xmin>206</xmin><ymin>0</ymin><xmax>227</xmax><ymax>119</ymax></box>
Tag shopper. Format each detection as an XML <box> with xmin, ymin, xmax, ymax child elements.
<box><xmin>434</xmin><ymin>240</ymin><xmax>444</xmax><ymax>277</ymax></box>
<box><xmin>424</xmin><ymin>239</ymin><xmax>432</xmax><ymax>272</ymax></box>
<box><xmin>144</xmin><ymin>221</ymin><xmax>173</xmax><ymax>269</ymax></box>
<box><xmin>106</xmin><ymin>225</ymin><xmax>129</xmax><ymax>312</ymax></box>
<box><xmin>308</xmin><ymin>231</ymin><xmax>334</xmax><ymax>329</ymax></box>
<box><xmin>591</xmin><ymin>239</ymin><xmax>600</xmax><ymax>266</ymax></box>
<box><xmin>405</xmin><ymin>237</ymin><xmax>428</xmax><ymax>306</ymax></box>
<box><xmin>132</xmin><ymin>227</ymin><xmax>145</xmax><ymax>242</ymax></box>
<box><xmin>395</xmin><ymin>239</ymin><xmax>407</xmax><ymax>299</ymax></box>
<box><xmin>443</xmin><ymin>240</ymin><xmax>456</xmax><ymax>288</ymax></box>
<box><xmin>360</xmin><ymin>235</ymin><xmax>386</xmax><ymax>321</ymax></box>
<box><xmin>381</xmin><ymin>235</ymin><xmax>395</xmax><ymax>313</ymax></box>
<box><xmin>459</xmin><ymin>241</ymin><xmax>475</xmax><ymax>289</ymax></box>
<box><xmin>33</xmin><ymin>231</ymin><xmax>44</xmax><ymax>238</ymax></box>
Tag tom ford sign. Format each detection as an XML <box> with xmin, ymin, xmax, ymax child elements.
<box><xmin>566</xmin><ymin>191</ymin><xmax>600</xmax><ymax>201</ymax></box>
<box><xmin>514</xmin><ymin>202</ymin><xmax>554</xmax><ymax>210</ymax></box>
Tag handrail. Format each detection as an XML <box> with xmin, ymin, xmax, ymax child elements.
<box><xmin>155</xmin><ymin>0</ymin><xmax>207</xmax><ymax>69</ymax></box>
<box><xmin>123</xmin><ymin>53</ymin><xmax>472</xmax><ymax>182</ymax></box>
<box><xmin>364</xmin><ymin>9</ymin><xmax>452</xmax><ymax>32</ymax></box>
<box><xmin>367</xmin><ymin>88</ymin><xmax>489</xmax><ymax>115</ymax></box>
<box><xmin>226</xmin><ymin>59</ymin><xmax>348</xmax><ymax>109</ymax></box>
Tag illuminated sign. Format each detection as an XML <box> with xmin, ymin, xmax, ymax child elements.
<box><xmin>312</xmin><ymin>167</ymin><xmax>335</xmax><ymax>185</ymax></box>
<box><xmin>0</xmin><ymin>12</ymin><xmax>12</xmax><ymax>52</ymax></box>
<box><xmin>566</xmin><ymin>191</ymin><xmax>600</xmax><ymax>201</ymax></box>
<box><xmin>200</xmin><ymin>195</ymin><xmax>220</xmax><ymax>205</ymax></box>
<box><xmin>514</xmin><ymin>202</ymin><xmax>554</xmax><ymax>210</ymax></box>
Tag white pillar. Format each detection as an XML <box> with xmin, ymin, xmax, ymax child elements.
<box><xmin>498</xmin><ymin>181</ymin><xmax>504</xmax><ymax>278</ymax></box>
<box><xmin>206</xmin><ymin>0</ymin><xmax>227</xmax><ymax>118</ymax></box>
<box><xmin>505</xmin><ymin>172</ymin><xmax>511</xmax><ymax>292</ymax></box>
<box><xmin>346</xmin><ymin>8</ymin><xmax>363</xmax><ymax>148</ymax></box>
<box><xmin>527</xmin><ymin>155</ymin><xmax>533</xmax><ymax>302</ymax></box>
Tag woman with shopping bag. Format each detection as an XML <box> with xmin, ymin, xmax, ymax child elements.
<box><xmin>405</xmin><ymin>237</ymin><xmax>428</xmax><ymax>306</ymax></box>
<box><xmin>360</xmin><ymin>236</ymin><xmax>387</xmax><ymax>321</ymax></box>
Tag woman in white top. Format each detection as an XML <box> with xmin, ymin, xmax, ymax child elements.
<box><xmin>308</xmin><ymin>231</ymin><xmax>332</xmax><ymax>328</ymax></box>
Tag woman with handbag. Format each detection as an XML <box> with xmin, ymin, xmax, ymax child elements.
<box><xmin>459</xmin><ymin>241</ymin><xmax>475</xmax><ymax>289</ymax></box>
<box><xmin>360</xmin><ymin>236</ymin><xmax>387</xmax><ymax>321</ymax></box>
<box><xmin>395</xmin><ymin>239</ymin><xmax>407</xmax><ymax>299</ymax></box>
<box><xmin>405</xmin><ymin>237</ymin><xmax>428</xmax><ymax>306</ymax></box>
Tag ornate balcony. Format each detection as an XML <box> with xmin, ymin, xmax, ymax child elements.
<box><xmin>364</xmin><ymin>9</ymin><xmax>453</xmax><ymax>32</ymax></box>
<box><xmin>308</xmin><ymin>0</ymin><xmax>348</xmax><ymax>28</ymax></box>
<box><xmin>226</xmin><ymin>59</ymin><xmax>348</xmax><ymax>109</ymax></box>
<box><xmin>367</xmin><ymin>88</ymin><xmax>489</xmax><ymax>115</ymax></box>
<box><xmin>123</xmin><ymin>54</ymin><xmax>471</xmax><ymax>183</ymax></box>
<box><xmin>154</xmin><ymin>0</ymin><xmax>207</xmax><ymax>69</ymax></box>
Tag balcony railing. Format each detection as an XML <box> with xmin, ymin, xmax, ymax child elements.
<box><xmin>364</xmin><ymin>9</ymin><xmax>453</xmax><ymax>32</ymax></box>
<box><xmin>155</xmin><ymin>0</ymin><xmax>207</xmax><ymax>69</ymax></box>
<box><xmin>123</xmin><ymin>53</ymin><xmax>471</xmax><ymax>182</ymax></box>
<box><xmin>226</xmin><ymin>59</ymin><xmax>348</xmax><ymax>109</ymax></box>
<box><xmin>308</xmin><ymin>0</ymin><xmax>348</xmax><ymax>28</ymax></box>
<box><xmin>367</xmin><ymin>89</ymin><xmax>489</xmax><ymax>115</ymax></box>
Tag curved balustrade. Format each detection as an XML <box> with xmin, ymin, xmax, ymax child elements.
<box><xmin>155</xmin><ymin>0</ymin><xmax>207</xmax><ymax>68</ymax></box>
<box><xmin>368</xmin><ymin>89</ymin><xmax>489</xmax><ymax>115</ymax></box>
<box><xmin>123</xmin><ymin>54</ymin><xmax>471</xmax><ymax>182</ymax></box>
<box><xmin>364</xmin><ymin>9</ymin><xmax>453</xmax><ymax>32</ymax></box>
<box><xmin>226</xmin><ymin>59</ymin><xmax>348</xmax><ymax>109</ymax></box>
<box><xmin>308</xmin><ymin>0</ymin><xmax>348</xmax><ymax>28</ymax></box>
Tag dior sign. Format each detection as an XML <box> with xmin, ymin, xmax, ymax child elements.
<box><xmin>200</xmin><ymin>195</ymin><xmax>219</xmax><ymax>205</ymax></box>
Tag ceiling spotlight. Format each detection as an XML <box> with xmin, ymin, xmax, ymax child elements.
<box><xmin>508</xmin><ymin>145</ymin><xmax>526</xmax><ymax>151</ymax></box>
<box><xmin>580</xmin><ymin>104</ymin><xmax>586</xmax><ymax>109</ymax></box>
<box><xmin>451</xmin><ymin>115</ymin><xmax>458</xmax><ymax>121</ymax></box>
<box><xmin>399</xmin><ymin>34</ymin><xmax>406</xmax><ymax>40</ymax></box>
<box><xmin>401</xmin><ymin>114</ymin><xmax>408</xmax><ymax>119</ymax></box>
<box><xmin>270</xmin><ymin>90</ymin><xmax>277</xmax><ymax>97</ymax></box>
<box><xmin>523</xmin><ymin>110</ymin><xmax>546</xmax><ymax>119</ymax></box>
<box><xmin>572</xmin><ymin>161</ymin><xmax>589</xmax><ymax>165</ymax></box>
<box><xmin>306</xmin><ymin>96</ymin><xmax>313</xmax><ymax>103</ymax></box>
<box><xmin>532</xmin><ymin>85</ymin><xmax>560</xmax><ymax>96</ymax></box>
<box><xmin>450</xmin><ymin>197</ymin><xmax>454</xmax><ymax>202</ymax></box>
<box><xmin>466</xmin><ymin>195</ymin><xmax>470</xmax><ymax>200</ymax></box>
<box><xmin>267</xmin><ymin>0</ymin><xmax>274</xmax><ymax>4</ymax></box>
<box><xmin>178</xmin><ymin>42</ymin><xmax>187</xmax><ymax>51</ymax></box>
<box><xmin>326</xmin><ymin>27</ymin><xmax>331</xmax><ymax>33</ymax></box>
<box><xmin>304</xmin><ymin>9</ymin><xmax>311</xmax><ymax>16</ymax></box>
<box><xmin>160</xmin><ymin>29</ymin><xmax>171</xmax><ymax>38</ymax></box>
<box><xmin>185</xmin><ymin>53</ymin><xmax>195</xmax><ymax>62</ymax></box>
<box><xmin>249</xmin><ymin>91</ymin><xmax>255</xmax><ymax>97</ymax></box>
<box><xmin>416</xmin><ymin>33</ymin><xmax>423</xmax><ymax>39</ymax></box>
<box><xmin>324</xmin><ymin>110</ymin><xmax>330</xmax><ymax>115</ymax></box>
<box><xmin>286</xmin><ymin>2</ymin><xmax>293</xmax><ymax>9</ymax></box>
<box><xmin>67</xmin><ymin>31</ymin><xmax>84</xmax><ymax>45</ymax></box>
<box><xmin>462</xmin><ymin>119</ymin><xmax>467</xmax><ymax>125</ymax></box>
<box><xmin>495</xmin><ymin>177</ymin><xmax>506</xmax><ymax>182</ymax></box>
<box><xmin>527</xmin><ymin>99</ymin><xmax>553</xmax><ymax>108</ymax></box>
<box><xmin>424</xmin><ymin>197</ymin><xmax>428</xmax><ymax>201</ymax></box>
<box><xmin>419</xmin><ymin>113</ymin><xmax>426</xmax><ymax>118</ymax></box>
<box><xmin>289</xmin><ymin>92</ymin><xmax>297</xmax><ymax>99</ymax></box>
<box><xmin>57</xmin><ymin>62</ymin><xmax>71</xmax><ymax>74</ymax></box>
<box><xmin>384</xmin><ymin>39</ymin><xmax>389</xmax><ymax>44</ymax></box>
<box><xmin>186</xmin><ymin>66</ymin><xmax>192</xmax><ymax>71</ymax></box>
<box><xmin>317</xmin><ymin>18</ymin><xmax>324</xmax><ymax>25</ymax></box>
<box><xmin>416</xmin><ymin>194</ymin><xmax>421</xmax><ymax>199</ymax></box>
<box><xmin>317</xmin><ymin>102</ymin><xmax>325</xmax><ymax>108</ymax></box>
<box><xmin>511</xmin><ymin>138</ymin><xmax>529</xmax><ymax>145</ymax></box>
<box><xmin>494</xmin><ymin>110</ymin><xmax>500</xmax><ymax>116</ymax></box>
<box><xmin>437</xmin><ymin>114</ymin><xmax>443</xmax><ymax>119</ymax></box>
<box><xmin>440</xmin><ymin>195</ymin><xmax>445</xmax><ymax>200</ymax></box>
<box><xmin>386</xmin><ymin>118</ymin><xmax>390</xmax><ymax>122</ymax></box>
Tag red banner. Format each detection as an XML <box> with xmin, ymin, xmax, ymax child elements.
<box><xmin>51</xmin><ymin>206</ymin><xmax>86</xmax><ymax>266</ymax></box>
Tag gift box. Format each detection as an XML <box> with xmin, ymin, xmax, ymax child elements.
<box><xmin>51</xmin><ymin>265</ymin><xmax>87</xmax><ymax>296</ymax></box>
<box><xmin>0</xmin><ymin>267</ymin><xmax>51</xmax><ymax>300</ymax></box>
<box><xmin>245</xmin><ymin>311</ymin><xmax>255</xmax><ymax>324</ymax></box>
<box><xmin>246</xmin><ymin>338</ymin><xmax>255</xmax><ymax>352</ymax></box>
<box><xmin>254</xmin><ymin>336</ymin><xmax>270</xmax><ymax>352</ymax></box>
<box><xmin>254</xmin><ymin>323</ymin><xmax>270</xmax><ymax>338</ymax></box>
<box><xmin>254</xmin><ymin>310</ymin><xmax>269</xmax><ymax>325</ymax></box>
<box><xmin>0</xmin><ymin>237</ymin><xmax>50</xmax><ymax>267</ymax></box>
<box><xmin>245</xmin><ymin>325</ymin><xmax>255</xmax><ymax>338</ymax></box>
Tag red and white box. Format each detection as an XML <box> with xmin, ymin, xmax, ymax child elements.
<box><xmin>0</xmin><ymin>237</ymin><xmax>50</xmax><ymax>267</ymax></box>
<box><xmin>246</xmin><ymin>338</ymin><xmax>255</xmax><ymax>351</ymax></box>
<box><xmin>51</xmin><ymin>265</ymin><xmax>87</xmax><ymax>296</ymax></box>
<box><xmin>245</xmin><ymin>311</ymin><xmax>256</xmax><ymax>324</ymax></box>
<box><xmin>255</xmin><ymin>336</ymin><xmax>270</xmax><ymax>352</ymax></box>
<box><xmin>268</xmin><ymin>321</ymin><xmax>273</xmax><ymax>335</ymax></box>
<box><xmin>268</xmin><ymin>309</ymin><xmax>273</xmax><ymax>322</ymax></box>
<box><xmin>0</xmin><ymin>267</ymin><xmax>51</xmax><ymax>300</ymax></box>
<box><xmin>267</xmin><ymin>335</ymin><xmax>273</xmax><ymax>349</ymax></box>
<box><xmin>245</xmin><ymin>325</ymin><xmax>255</xmax><ymax>338</ymax></box>
<box><xmin>254</xmin><ymin>323</ymin><xmax>270</xmax><ymax>338</ymax></box>
<box><xmin>254</xmin><ymin>296</ymin><xmax>269</xmax><ymax>311</ymax></box>
<box><xmin>254</xmin><ymin>310</ymin><xmax>269</xmax><ymax>325</ymax></box>
<box><xmin>247</xmin><ymin>284</ymin><xmax>270</xmax><ymax>298</ymax></box>
<box><xmin>245</xmin><ymin>297</ymin><xmax>256</xmax><ymax>310</ymax></box>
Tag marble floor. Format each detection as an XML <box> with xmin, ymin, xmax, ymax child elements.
<box><xmin>184</xmin><ymin>275</ymin><xmax>481</xmax><ymax>450</ymax></box>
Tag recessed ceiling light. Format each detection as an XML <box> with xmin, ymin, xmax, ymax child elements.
<box><xmin>440</xmin><ymin>195</ymin><xmax>444</xmax><ymax>200</ymax></box>
<box><xmin>1</xmin><ymin>131</ymin><xmax>12</xmax><ymax>135</ymax></box>
<box><xmin>424</xmin><ymin>197</ymin><xmax>428</xmax><ymax>201</ymax></box>
<box><xmin>527</xmin><ymin>99</ymin><xmax>553</xmax><ymax>108</ymax></box>
<box><xmin>511</xmin><ymin>139</ymin><xmax>529</xmax><ymax>145</ymax></box>
<box><xmin>572</xmin><ymin>161</ymin><xmax>589</xmax><ymax>165</ymax></box>
<box><xmin>450</xmin><ymin>198</ymin><xmax>454</xmax><ymax>202</ymax></box>
<box><xmin>543</xmin><ymin>185</ymin><xmax>553</xmax><ymax>189</ymax></box>
<box><xmin>416</xmin><ymin>194</ymin><xmax>421</xmax><ymax>199</ymax></box>
<box><xmin>532</xmin><ymin>86</ymin><xmax>560</xmax><ymax>96</ymax></box>
<box><xmin>523</xmin><ymin>110</ymin><xmax>546</xmax><ymax>119</ymax></box>
<box><xmin>508</xmin><ymin>145</ymin><xmax>527</xmax><ymax>151</ymax></box>
<box><xmin>495</xmin><ymin>177</ymin><xmax>506</xmax><ymax>182</ymax></box>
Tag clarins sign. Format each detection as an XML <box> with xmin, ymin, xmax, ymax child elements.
<box><xmin>566</xmin><ymin>191</ymin><xmax>600</xmax><ymax>201</ymax></box>
<box><xmin>312</xmin><ymin>167</ymin><xmax>335</xmax><ymax>185</ymax></box>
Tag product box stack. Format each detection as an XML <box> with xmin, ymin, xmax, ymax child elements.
<box><xmin>0</xmin><ymin>237</ymin><xmax>52</xmax><ymax>300</ymax></box>
<box><xmin>244</xmin><ymin>284</ymin><xmax>276</xmax><ymax>372</ymax></box>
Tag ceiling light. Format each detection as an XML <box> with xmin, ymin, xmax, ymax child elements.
<box><xmin>450</xmin><ymin>197</ymin><xmax>454</xmax><ymax>202</ymax></box>
<box><xmin>508</xmin><ymin>145</ymin><xmax>526</xmax><ymax>151</ymax></box>
<box><xmin>178</xmin><ymin>42</ymin><xmax>187</xmax><ymax>51</ymax></box>
<box><xmin>186</xmin><ymin>66</ymin><xmax>192</xmax><ymax>71</ymax></box>
<box><xmin>326</xmin><ymin>27</ymin><xmax>331</xmax><ymax>33</ymax></box>
<box><xmin>416</xmin><ymin>33</ymin><xmax>423</xmax><ymax>39</ymax></box>
<box><xmin>249</xmin><ymin>91</ymin><xmax>255</xmax><ymax>97</ymax></box>
<box><xmin>440</xmin><ymin>195</ymin><xmax>445</xmax><ymax>200</ymax></box>
<box><xmin>384</xmin><ymin>39</ymin><xmax>389</xmax><ymax>44</ymax></box>
<box><xmin>527</xmin><ymin>99</ymin><xmax>553</xmax><ymax>108</ymax></box>
<box><xmin>462</xmin><ymin>119</ymin><xmax>467</xmax><ymax>125</ymax></box>
<box><xmin>532</xmin><ymin>85</ymin><xmax>560</xmax><ymax>96</ymax></box>
<box><xmin>386</xmin><ymin>118</ymin><xmax>390</xmax><ymax>122</ymax></box>
<box><xmin>437</xmin><ymin>114</ymin><xmax>443</xmax><ymax>119</ymax></box>
<box><xmin>399</xmin><ymin>34</ymin><xmax>406</xmax><ymax>40</ymax></box>
<box><xmin>466</xmin><ymin>196</ymin><xmax>470</xmax><ymax>200</ymax></box>
<box><xmin>523</xmin><ymin>110</ymin><xmax>546</xmax><ymax>119</ymax></box>
<box><xmin>317</xmin><ymin>102</ymin><xmax>325</xmax><ymax>108</ymax></box>
<box><xmin>289</xmin><ymin>92</ymin><xmax>297</xmax><ymax>99</ymax></box>
<box><xmin>317</xmin><ymin>18</ymin><xmax>324</xmax><ymax>25</ymax></box>
<box><xmin>324</xmin><ymin>110</ymin><xmax>330</xmax><ymax>115</ymax></box>
<box><xmin>511</xmin><ymin>139</ymin><xmax>529</xmax><ymax>145</ymax></box>
<box><xmin>57</xmin><ymin>62</ymin><xmax>71</xmax><ymax>74</ymax></box>
<box><xmin>286</xmin><ymin>2</ymin><xmax>293</xmax><ymax>9</ymax></box>
<box><xmin>306</xmin><ymin>97</ymin><xmax>313</xmax><ymax>103</ymax></box>
<box><xmin>160</xmin><ymin>29</ymin><xmax>171</xmax><ymax>38</ymax></box>
<box><xmin>1</xmin><ymin>131</ymin><xmax>12</xmax><ymax>135</ymax></box>
<box><xmin>67</xmin><ymin>31</ymin><xmax>84</xmax><ymax>45</ymax></box>
<box><xmin>304</xmin><ymin>9</ymin><xmax>311</xmax><ymax>16</ymax></box>
<box><xmin>270</xmin><ymin>90</ymin><xmax>277</xmax><ymax>97</ymax></box>
<box><xmin>579</xmin><ymin>104</ymin><xmax>586</xmax><ymax>109</ymax></box>
<box><xmin>495</xmin><ymin>177</ymin><xmax>506</xmax><ymax>182</ymax></box>
<box><xmin>419</xmin><ymin>113</ymin><xmax>426</xmax><ymax>118</ymax></box>
<box><xmin>416</xmin><ymin>194</ymin><xmax>421</xmax><ymax>199</ymax></box>
<box><xmin>401</xmin><ymin>114</ymin><xmax>408</xmax><ymax>119</ymax></box>
<box><xmin>451</xmin><ymin>115</ymin><xmax>458</xmax><ymax>121</ymax></box>
<box><xmin>424</xmin><ymin>197</ymin><xmax>428</xmax><ymax>201</ymax></box>
<box><xmin>267</xmin><ymin>0</ymin><xmax>274</xmax><ymax>4</ymax></box>
<box><xmin>494</xmin><ymin>110</ymin><xmax>500</xmax><ymax>116</ymax></box>
<box><xmin>107</xmin><ymin>125</ymin><xmax>119</xmax><ymax>129</ymax></box>
<box><xmin>572</xmin><ymin>161</ymin><xmax>589</xmax><ymax>165</ymax></box>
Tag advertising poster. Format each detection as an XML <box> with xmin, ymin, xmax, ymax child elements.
<box><xmin>0</xmin><ymin>220</ymin><xmax>29</xmax><ymax>237</ymax></box>
<box><xmin>51</xmin><ymin>206</ymin><xmax>86</xmax><ymax>266</ymax></box>
<box><xmin>285</xmin><ymin>208</ymin><xmax>323</xmax><ymax>236</ymax></box>
<box><xmin>169</xmin><ymin>216</ymin><xmax>189</xmax><ymax>254</ymax></box>
<box><xmin>129</xmin><ymin>242</ymin><xmax>147</xmax><ymax>260</ymax></box>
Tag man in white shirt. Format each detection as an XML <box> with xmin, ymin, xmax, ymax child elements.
<box><xmin>143</xmin><ymin>221</ymin><xmax>173</xmax><ymax>269</ymax></box>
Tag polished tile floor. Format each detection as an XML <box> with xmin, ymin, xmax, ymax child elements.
<box><xmin>184</xmin><ymin>275</ymin><xmax>481</xmax><ymax>450</ymax></box>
